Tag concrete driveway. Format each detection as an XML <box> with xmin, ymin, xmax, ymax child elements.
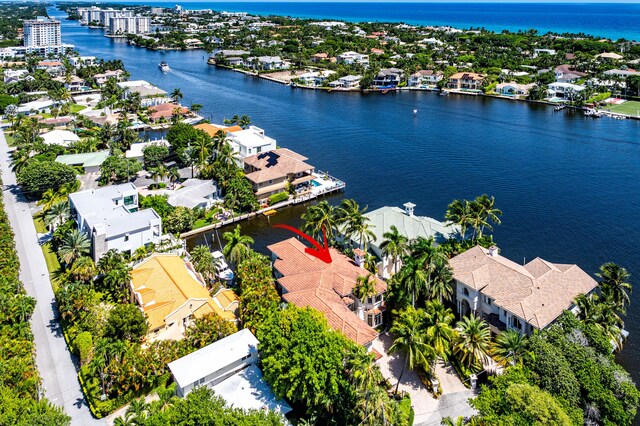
<box><xmin>372</xmin><ymin>333</ymin><xmax>477</xmax><ymax>425</ymax></box>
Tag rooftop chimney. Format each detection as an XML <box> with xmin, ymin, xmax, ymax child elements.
<box><xmin>403</xmin><ymin>202</ymin><xmax>416</xmax><ymax>217</ymax></box>
<box><xmin>488</xmin><ymin>246</ymin><xmax>499</xmax><ymax>257</ymax></box>
<box><xmin>353</xmin><ymin>248</ymin><xmax>365</xmax><ymax>268</ymax></box>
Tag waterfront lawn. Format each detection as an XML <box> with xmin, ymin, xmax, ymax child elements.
<box><xmin>605</xmin><ymin>100</ymin><xmax>640</xmax><ymax>117</ymax></box>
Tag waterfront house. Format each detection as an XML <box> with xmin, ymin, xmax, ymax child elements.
<box><xmin>53</xmin><ymin>75</ymin><xmax>86</xmax><ymax>92</ymax></box>
<box><xmin>450</xmin><ymin>245</ymin><xmax>598</xmax><ymax>335</ymax></box>
<box><xmin>554</xmin><ymin>64</ymin><xmax>588</xmax><ymax>83</ymax></box>
<box><xmin>329</xmin><ymin>75</ymin><xmax>362</xmax><ymax>89</ymax></box>
<box><xmin>447</xmin><ymin>72</ymin><xmax>485</xmax><ymax>90</ymax></box>
<box><xmin>495</xmin><ymin>82</ymin><xmax>535</xmax><ymax>97</ymax></box>
<box><xmin>363</xmin><ymin>202</ymin><xmax>459</xmax><ymax>278</ymax></box>
<box><xmin>268</xmin><ymin>238</ymin><xmax>387</xmax><ymax>347</ymax></box>
<box><xmin>337</xmin><ymin>51</ymin><xmax>370</xmax><ymax>67</ymax></box>
<box><xmin>604</xmin><ymin>69</ymin><xmax>640</xmax><ymax>78</ymax></box>
<box><xmin>168</xmin><ymin>329</ymin><xmax>292</xmax><ymax>416</ymax></box>
<box><xmin>408</xmin><ymin>70</ymin><xmax>443</xmax><ymax>87</ymax></box>
<box><xmin>69</xmin><ymin>55</ymin><xmax>96</xmax><ymax>68</ymax></box>
<box><xmin>245</xmin><ymin>56</ymin><xmax>288</xmax><ymax>71</ymax></box>
<box><xmin>148</xmin><ymin>103</ymin><xmax>190</xmax><ymax>122</ymax></box>
<box><xmin>297</xmin><ymin>70</ymin><xmax>335</xmax><ymax>87</ymax></box>
<box><xmin>130</xmin><ymin>253</ymin><xmax>239</xmax><ymax>342</ymax></box>
<box><xmin>166</xmin><ymin>179</ymin><xmax>220</xmax><ymax>209</ymax></box>
<box><xmin>548</xmin><ymin>82</ymin><xmax>585</xmax><ymax>99</ymax></box>
<box><xmin>194</xmin><ymin>123</ymin><xmax>242</xmax><ymax>138</ymax></box>
<box><xmin>56</xmin><ymin>150</ymin><xmax>109</xmax><ymax>173</ymax></box>
<box><xmin>94</xmin><ymin>69</ymin><xmax>125</xmax><ymax>85</ymax></box>
<box><xmin>243</xmin><ymin>148</ymin><xmax>315</xmax><ymax>201</ymax></box>
<box><xmin>125</xmin><ymin>140</ymin><xmax>170</xmax><ymax>162</ymax></box>
<box><xmin>226</xmin><ymin>125</ymin><xmax>277</xmax><ymax>163</ymax></box>
<box><xmin>17</xmin><ymin>99</ymin><xmax>55</xmax><ymax>115</ymax></box>
<box><xmin>41</xmin><ymin>129</ymin><xmax>80</xmax><ymax>147</ymax></box>
<box><xmin>69</xmin><ymin>183</ymin><xmax>163</xmax><ymax>261</ymax></box>
<box><xmin>117</xmin><ymin>80</ymin><xmax>170</xmax><ymax>107</ymax></box>
<box><xmin>311</xmin><ymin>52</ymin><xmax>336</xmax><ymax>63</ymax></box>
<box><xmin>373</xmin><ymin>68</ymin><xmax>404</xmax><ymax>87</ymax></box>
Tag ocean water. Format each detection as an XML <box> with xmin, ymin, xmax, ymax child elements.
<box><xmin>51</xmin><ymin>5</ymin><xmax>640</xmax><ymax>419</ymax></box>
<box><xmin>109</xmin><ymin>1</ymin><xmax>640</xmax><ymax>40</ymax></box>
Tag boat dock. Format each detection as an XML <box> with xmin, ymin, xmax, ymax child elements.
<box><xmin>180</xmin><ymin>170</ymin><xmax>345</xmax><ymax>239</ymax></box>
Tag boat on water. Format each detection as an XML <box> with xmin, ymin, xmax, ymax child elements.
<box><xmin>159</xmin><ymin>61</ymin><xmax>170</xmax><ymax>73</ymax></box>
<box><xmin>439</xmin><ymin>90</ymin><xmax>449</xmax><ymax>96</ymax></box>
<box><xmin>584</xmin><ymin>108</ymin><xmax>602</xmax><ymax>118</ymax></box>
<box><xmin>212</xmin><ymin>250</ymin><xmax>234</xmax><ymax>282</ymax></box>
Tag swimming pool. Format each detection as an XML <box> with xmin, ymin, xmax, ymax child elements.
<box><xmin>311</xmin><ymin>180</ymin><xmax>321</xmax><ymax>187</ymax></box>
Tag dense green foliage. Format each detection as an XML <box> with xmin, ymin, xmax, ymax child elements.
<box><xmin>99</xmin><ymin>154</ymin><xmax>142</xmax><ymax>185</ymax></box>
<box><xmin>17</xmin><ymin>160</ymin><xmax>77</xmax><ymax>197</ymax></box>
<box><xmin>267</xmin><ymin>191</ymin><xmax>289</xmax><ymax>205</ymax></box>
<box><xmin>142</xmin><ymin>144</ymin><xmax>170</xmax><ymax>168</ymax></box>
<box><xmin>164</xmin><ymin>206</ymin><xmax>194</xmax><ymax>234</ymax></box>
<box><xmin>0</xmin><ymin>175</ymin><xmax>70</xmax><ymax>423</ymax></box>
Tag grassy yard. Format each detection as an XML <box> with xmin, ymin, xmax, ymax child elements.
<box><xmin>604</xmin><ymin>100</ymin><xmax>640</xmax><ymax>117</ymax></box>
<box><xmin>69</xmin><ymin>103</ymin><xmax>86</xmax><ymax>114</ymax></box>
<box><xmin>33</xmin><ymin>215</ymin><xmax>62</xmax><ymax>291</ymax></box>
<box><xmin>4</xmin><ymin>133</ymin><xmax>14</xmax><ymax>146</ymax></box>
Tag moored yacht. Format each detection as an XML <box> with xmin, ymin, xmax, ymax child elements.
<box><xmin>212</xmin><ymin>250</ymin><xmax>234</xmax><ymax>282</ymax></box>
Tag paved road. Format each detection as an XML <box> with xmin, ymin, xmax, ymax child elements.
<box><xmin>0</xmin><ymin>131</ymin><xmax>102</xmax><ymax>426</ymax></box>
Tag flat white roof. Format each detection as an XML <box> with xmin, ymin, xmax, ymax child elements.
<box><xmin>228</xmin><ymin>127</ymin><xmax>276</xmax><ymax>149</ymax></box>
<box><xmin>168</xmin><ymin>329</ymin><xmax>259</xmax><ymax>389</ymax></box>
<box><xmin>212</xmin><ymin>364</ymin><xmax>292</xmax><ymax>415</ymax></box>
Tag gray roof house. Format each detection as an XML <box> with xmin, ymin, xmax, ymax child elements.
<box><xmin>167</xmin><ymin>179</ymin><xmax>220</xmax><ymax>209</ymax></box>
<box><xmin>364</xmin><ymin>202</ymin><xmax>459</xmax><ymax>278</ymax></box>
<box><xmin>69</xmin><ymin>183</ymin><xmax>162</xmax><ymax>261</ymax></box>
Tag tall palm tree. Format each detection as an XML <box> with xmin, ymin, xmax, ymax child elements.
<box><xmin>214</xmin><ymin>143</ymin><xmax>239</xmax><ymax>171</ymax></box>
<box><xmin>474</xmin><ymin>194</ymin><xmax>502</xmax><ymax>238</ymax></box>
<box><xmin>44</xmin><ymin>201</ymin><xmax>70</xmax><ymax>231</ymax></box>
<box><xmin>9</xmin><ymin>148</ymin><xmax>31</xmax><ymax>174</ymax></box>
<box><xmin>424</xmin><ymin>300</ymin><xmax>457</xmax><ymax>359</ymax></box>
<box><xmin>492</xmin><ymin>329</ymin><xmax>526</xmax><ymax>366</ymax></box>
<box><xmin>389</xmin><ymin>307</ymin><xmax>436</xmax><ymax>394</ymax></box>
<box><xmin>428</xmin><ymin>261</ymin><xmax>454</xmax><ymax>303</ymax></box>
<box><xmin>380</xmin><ymin>225</ymin><xmax>409</xmax><ymax>276</ymax></box>
<box><xmin>596</xmin><ymin>262</ymin><xmax>632</xmax><ymax>313</ymax></box>
<box><xmin>397</xmin><ymin>256</ymin><xmax>428</xmax><ymax>308</ymax></box>
<box><xmin>575</xmin><ymin>293</ymin><xmax>602</xmax><ymax>325</ymax></box>
<box><xmin>222</xmin><ymin>225</ymin><xmax>254</xmax><ymax>267</ymax></box>
<box><xmin>58</xmin><ymin>229</ymin><xmax>91</xmax><ymax>265</ymax></box>
<box><xmin>190</xmin><ymin>245</ymin><xmax>219</xmax><ymax>283</ymax></box>
<box><xmin>193</xmin><ymin>134</ymin><xmax>212</xmax><ymax>166</ymax></box>
<box><xmin>454</xmin><ymin>315</ymin><xmax>492</xmax><ymax>368</ymax></box>
<box><xmin>151</xmin><ymin>165</ymin><xmax>168</xmax><ymax>184</ymax></box>
<box><xmin>445</xmin><ymin>199</ymin><xmax>470</xmax><ymax>240</ymax></box>
<box><xmin>170</xmin><ymin>87</ymin><xmax>184</xmax><ymax>103</ymax></box>
<box><xmin>465</xmin><ymin>200</ymin><xmax>490</xmax><ymax>241</ymax></box>
<box><xmin>355</xmin><ymin>273</ymin><xmax>377</xmax><ymax>303</ymax></box>
<box><xmin>301</xmin><ymin>201</ymin><xmax>339</xmax><ymax>242</ymax></box>
<box><xmin>338</xmin><ymin>199</ymin><xmax>376</xmax><ymax>250</ymax></box>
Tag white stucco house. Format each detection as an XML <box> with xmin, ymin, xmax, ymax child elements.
<box><xmin>69</xmin><ymin>183</ymin><xmax>163</xmax><ymax>261</ymax></box>
<box><xmin>168</xmin><ymin>329</ymin><xmax>292</xmax><ymax>416</ymax></box>
<box><xmin>449</xmin><ymin>245</ymin><xmax>598</xmax><ymax>335</ymax></box>
<box><xmin>548</xmin><ymin>82</ymin><xmax>586</xmax><ymax>99</ymax></box>
<box><xmin>226</xmin><ymin>125</ymin><xmax>276</xmax><ymax>164</ymax></box>
<box><xmin>41</xmin><ymin>130</ymin><xmax>81</xmax><ymax>147</ymax></box>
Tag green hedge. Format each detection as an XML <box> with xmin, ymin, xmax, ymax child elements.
<box><xmin>268</xmin><ymin>191</ymin><xmax>289</xmax><ymax>205</ymax></box>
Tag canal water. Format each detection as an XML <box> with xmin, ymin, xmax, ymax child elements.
<box><xmin>52</xmin><ymin>8</ymin><xmax>640</xmax><ymax>386</ymax></box>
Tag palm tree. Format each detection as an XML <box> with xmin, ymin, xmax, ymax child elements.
<box><xmin>132</xmin><ymin>246</ymin><xmax>148</xmax><ymax>262</ymax></box>
<box><xmin>575</xmin><ymin>293</ymin><xmax>602</xmax><ymax>325</ymax></box>
<box><xmin>596</xmin><ymin>262</ymin><xmax>632</xmax><ymax>313</ymax></box>
<box><xmin>301</xmin><ymin>201</ymin><xmax>338</xmax><ymax>242</ymax></box>
<box><xmin>355</xmin><ymin>273</ymin><xmax>377</xmax><ymax>303</ymax></box>
<box><xmin>238</xmin><ymin>114</ymin><xmax>251</xmax><ymax>129</ymax></box>
<box><xmin>380</xmin><ymin>225</ymin><xmax>409</xmax><ymax>276</ymax></box>
<box><xmin>58</xmin><ymin>229</ymin><xmax>91</xmax><ymax>265</ymax></box>
<box><xmin>338</xmin><ymin>199</ymin><xmax>376</xmax><ymax>249</ymax></box>
<box><xmin>170</xmin><ymin>87</ymin><xmax>183</xmax><ymax>103</ymax></box>
<box><xmin>168</xmin><ymin>167</ymin><xmax>181</xmax><ymax>184</ymax></box>
<box><xmin>151</xmin><ymin>165</ymin><xmax>168</xmax><ymax>184</ymax></box>
<box><xmin>445</xmin><ymin>199</ymin><xmax>470</xmax><ymax>240</ymax></box>
<box><xmin>193</xmin><ymin>134</ymin><xmax>213</xmax><ymax>166</ymax></box>
<box><xmin>454</xmin><ymin>315</ymin><xmax>492</xmax><ymax>368</ymax></box>
<box><xmin>389</xmin><ymin>307</ymin><xmax>436</xmax><ymax>394</ymax></box>
<box><xmin>190</xmin><ymin>245</ymin><xmax>218</xmax><ymax>283</ymax></box>
<box><xmin>214</xmin><ymin>143</ymin><xmax>239</xmax><ymax>171</ymax></box>
<box><xmin>190</xmin><ymin>103</ymin><xmax>203</xmax><ymax>114</ymax></box>
<box><xmin>492</xmin><ymin>329</ymin><xmax>526</xmax><ymax>366</ymax></box>
<box><xmin>428</xmin><ymin>261</ymin><xmax>454</xmax><ymax>303</ymax></box>
<box><xmin>43</xmin><ymin>201</ymin><xmax>69</xmax><ymax>231</ymax></box>
<box><xmin>347</xmin><ymin>350</ymin><xmax>385</xmax><ymax>423</ymax></box>
<box><xmin>466</xmin><ymin>200</ymin><xmax>490</xmax><ymax>241</ymax></box>
<box><xmin>474</xmin><ymin>194</ymin><xmax>502</xmax><ymax>238</ymax></box>
<box><xmin>397</xmin><ymin>256</ymin><xmax>428</xmax><ymax>308</ymax></box>
<box><xmin>424</xmin><ymin>300</ymin><xmax>457</xmax><ymax>359</ymax></box>
<box><xmin>9</xmin><ymin>148</ymin><xmax>30</xmax><ymax>174</ymax></box>
<box><xmin>222</xmin><ymin>225</ymin><xmax>254</xmax><ymax>267</ymax></box>
<box><xmin>70</xmin><ymin>256</ymin><xmax>97</xmax><ymax>282</ymax></box>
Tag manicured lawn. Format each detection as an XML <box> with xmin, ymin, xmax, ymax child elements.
<box><xmin>33</xmin><ymin>215</ymin><xmax>62</xmax><ymax>291</ymax></box>
<box><xmin>604</xmin><ymin>100</ymin><xmax>640</xmax><ymax>116</ymax></box>
<box><xmin>69</xmin><ymin>103</ymin><xmax>86</xmax><ymax>113</ymax></box>
<box><xmin>4</xmin><ymin>133</ymin><xmax>14</xmax><ymax>146</ymax></box>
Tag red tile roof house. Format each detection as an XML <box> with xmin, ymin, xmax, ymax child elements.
<box><xmin>449</xmin><ymin>245</ymin><xmax>598</xmax><ymax>335</ymax></box>
<box><xmin>148</xmin><ymin>103</ymin><xmax>189</xmax><ymax>122</ymax></box>
<box><xmin>268</xmin><ymin>238</ymin><xmax>387</xmax><ymax>348</ymax></box>
<box><xmin>446</xmin><ymin>72</ymin><xmax>485</xmax><ymax>91</ymax></box>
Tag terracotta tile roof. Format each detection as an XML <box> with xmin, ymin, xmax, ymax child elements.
<box><xmin>130</xmin><ymin>254</ymin><xmax>238</xmax><ymax>332</ymax></box>
<box><xmin>244</xmin><ymin>148</ymin><xmax>314</xmax><ymax>185</ymax></box>
<box><xmin>194</xmin><ymin>123</ymin><xmax>242</xmax><ymax>138</ymax></box>
<box><xmin>148</xmin><ymin>103</ymin><xmax>189</xmax><ymax>120</ymax></box>
<box><xmin>268</xmin><ymin>238</ymin><xmax>386</xmax><ymax>346</ymax></box>
<box><xmin>450</xmin><ymin>246</ymin><xmax>598</xmax><ymax>329</ymax></box>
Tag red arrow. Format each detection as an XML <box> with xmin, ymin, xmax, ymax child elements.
<box><xmin>272</xmin><ymin>224</ymin><xmax>332</xmax><ymax>264</ymax></box>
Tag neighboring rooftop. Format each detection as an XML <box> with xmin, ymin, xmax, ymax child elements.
<box><xmin>166</xmin><ymin>178</ymin><xmax>218</xmax><ymax>209</ymax></box>
<box><xmin>268</xmin><ymin>237</ymin><xmax>386</xmax><ymax>346</ymax></box>
<box><xmin>56</xmin><ymin>150</ymin><xmax>109</xmax><ymax>168</ymax></box>
<box><xmin>450</xmin><ymin>245</ymin><xmax>598</xmax><ymax>329</ymax></box>
<box><xmin>244</xmin><ymin>148</ymin><xmax>315</xmax><ymax>188</ymax></box>
<box><xmin>194</xmin><ymin>122</ymin><xmax>242</xmax><ymax>137</ymax></box>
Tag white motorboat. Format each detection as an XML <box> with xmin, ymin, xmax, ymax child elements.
<box><xmin>212</xmin><ymin>250</ymin><xmax>234</xmax><ymax>282</ymax></box>
<box><xmin>159</xmin><ymin>61</ymin><xmax>170</xmax><ymax>73</ymax></box>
